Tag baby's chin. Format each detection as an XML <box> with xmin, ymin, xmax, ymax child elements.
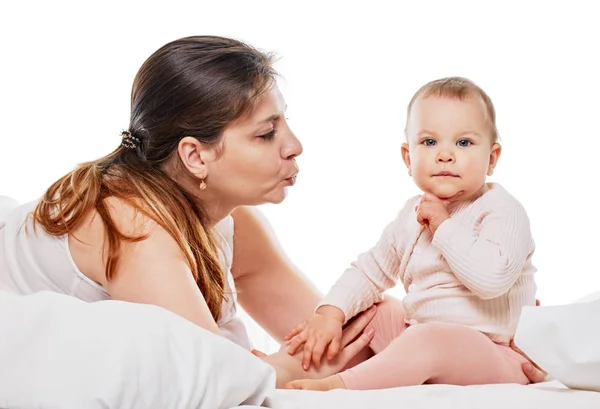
<box><xmin>426</xmin><ymin>188</ymin><xmax>465</xmax><ymax>201</ymax></box>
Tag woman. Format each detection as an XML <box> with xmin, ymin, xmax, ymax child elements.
<box><xmin>0</xmin><ymin>35</ymin><xmax>545</xmax><ymax>387</ymax></box>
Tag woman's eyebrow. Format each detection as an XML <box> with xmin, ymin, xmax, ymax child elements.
<box><xmin>257</xmin><ymin>114</ymin><xmax>281</xmax><ymax>125</ymax></box>
<box><xmin>256</xmin><ymin>104</ymin><xmax>287</xmax><ymax>125</ymax></box>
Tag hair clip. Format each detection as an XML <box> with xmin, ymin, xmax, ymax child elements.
<box><xmin>121</xmin><ymin>130</ymin><xmax>141</xmax><ymax>149</ymax></box>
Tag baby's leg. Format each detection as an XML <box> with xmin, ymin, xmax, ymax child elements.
<box><xmin>343</xmin><ymin>296</ymin><xmax>409</xmax><ymax>370</ymax></box>
<box><xmin>340</xmin><ymin>322</ymin><xmax>530</xmax><ymax>390</ymax></box>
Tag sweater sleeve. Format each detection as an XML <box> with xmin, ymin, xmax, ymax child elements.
<box><xmin>432</xmin><ymin>199</ymin><xmax>534</xmax><ymax>300</ymax></box>
<box><xmin>318</xmin><ymin>198</ymin><xmax>416</xmax><ymax>322</ymax></box>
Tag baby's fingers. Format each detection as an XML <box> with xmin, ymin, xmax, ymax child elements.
<box><xmin>287</xmin><ymin>330</ymin><xmax>308</xmax><ymax>355</ymax></box>
<box><xmin>285</xmin><ymin>323</ymin><xmax>306</xmax><ymax>341</ymax></box>
<box><xmin>311</xmin><ymin>338</ymin><xmax>330</xmax><ymax>369</ymax></box>
<box><xmin>302</xmin><ymin>337</ymin><xmax>317</xmax><ymax>370</ymax></box>
<box><xmin>326</xmin><ymin>335</ymin><xmax>341</xmax><ymax>360</ymax></box>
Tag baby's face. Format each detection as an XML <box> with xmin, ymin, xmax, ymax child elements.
<box><xmin>402</xmin><ymin>95</ymin><xmax>500</xmax><ymax>202</ymax></box>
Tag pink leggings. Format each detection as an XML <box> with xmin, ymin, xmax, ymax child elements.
<box><xmin>340</xmin><ymin>296</ymin><xmax>530</xmax><ymax>390</ymax></box>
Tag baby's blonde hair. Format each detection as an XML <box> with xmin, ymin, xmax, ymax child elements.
<box><xmin>405</xmin><ymin>76</ymin><xmax>499</xmax><ymax>142</ymax></box>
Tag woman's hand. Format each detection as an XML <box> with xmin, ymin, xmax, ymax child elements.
<box><xmin>510</xmin><ymin>338</ymin><xmax>548</xmax><ymax>383</ymax></box>
<box><xmin>285</xmin><ymin>306</ymin><xmax>346</xmax><ymax>370</ymax></box>
<box><xmin>260</xmin><ymin>305</ymin><xmax>377</xmax><ymax>387</ymax></box>
<box><xmin>511</xmin><ymin>298</ymin><xmax>548</xmax><ymax>383</ymax></box>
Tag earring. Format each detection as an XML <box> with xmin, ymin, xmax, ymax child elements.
<box><xmin>199</xmin><ymin>179</ymin><xmax>207</xmax><ymax>191</ymax></box>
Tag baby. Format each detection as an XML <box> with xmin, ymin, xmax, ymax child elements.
<box><xmin>285</xmin><ymin>77</ymin><xmax>537</xmax><ymax>390</ymax></box>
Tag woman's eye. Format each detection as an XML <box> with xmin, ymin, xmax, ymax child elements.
<box><xmin>258</xmin><ymin>129</ymin><xmax>277</xmax><ymax>140</ymax></box>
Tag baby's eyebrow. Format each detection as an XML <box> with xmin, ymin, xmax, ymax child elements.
<box><xmin>416</xmin><ymin>129</ymin><xmax>437</xmax><ymax>137</ymax></box>
<box><xmin>457</xmin><ymin>131</ymin><xmax>484</xmax><ymax>138</ymax></box>
<box><xmin>416</xmin><ymin>130</ymin><xmax>484</xmax><ymax>138</ymax></box>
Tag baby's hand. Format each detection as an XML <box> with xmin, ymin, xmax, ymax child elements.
<box><xmin>416</xmin><ymin>193</ymin><xmax>450</xmax><ymax>234</ymax></box>
<box><xmin>285</xmin><ymin>305</ymin><xmax>345</xmax><ymax>370</ymax></box>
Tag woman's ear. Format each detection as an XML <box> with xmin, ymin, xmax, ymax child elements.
<box><xmin>177</xmin><ymin>136</ymin><xmax>217</xmax><ymax>179</ymax></box>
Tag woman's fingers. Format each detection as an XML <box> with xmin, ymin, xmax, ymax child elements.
<box><xmin>522</xmin><ymin>361</ymin><xmax>548</xmax><ymax>383</ymax></box>
<box><xmin>251</xmin><ymin>349</ymin><xmax>267</xmax><ymax>358</ymax></box>
<box><xmin>340</xmin><ymin>305</ymin><xmax>377</xmax><ymax>348</ymax></box>
<box><xmin>338</xmin><ymin>327</ymin><xmax>376</xmax><ymax>365</ymax></box>
<box><xmin>509</xmin><ymin>339</ymin><xmax>547</xmax><ymax>383</ymax></box>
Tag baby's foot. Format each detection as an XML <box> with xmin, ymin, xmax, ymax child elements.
<box><xmin>285</xmin><ymin>375</ymin><xmax>345</xmax><ymax>391</ymax></box>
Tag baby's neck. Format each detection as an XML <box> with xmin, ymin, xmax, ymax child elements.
<box><xmin>434</xmin><ymin>183</ymin><xmax>490</xmax><ymax>213</ymax></box>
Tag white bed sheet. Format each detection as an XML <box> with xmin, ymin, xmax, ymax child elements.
<box><xmin>236</xmin><ymin>380</ymin><xmax>600</xmax><ymax>409</ymax></box>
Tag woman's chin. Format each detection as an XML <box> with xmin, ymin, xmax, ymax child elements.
<box><xmin>272</xmin><ymin>186</ymin><xmax>294</xmax><ymax>204</ymax></box>
<box><xmin>251</xmin><ymin>183</ymin><xmax>296</xmax><ymax>206</ymax></box>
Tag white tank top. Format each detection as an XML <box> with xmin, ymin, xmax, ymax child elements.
<box><xmin>0</xmin><ymin>199</ymin><xmax>252</xmax><ymax>350</ymax></box>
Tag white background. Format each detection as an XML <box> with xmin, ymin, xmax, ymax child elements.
<box><xmin>1</xmin><ymin>1</ymin><xmax>599</xmax><ymax>352</ymax></box>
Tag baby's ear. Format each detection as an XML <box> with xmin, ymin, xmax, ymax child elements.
<box><xmin>487</xmin><ymin>143</ymin><xmax>502</xmax><ymax>176</ymax></box>
<box><xmin>401</xmin><ymin>143</ymin><xmax>411</xmax><ymax>176</ymax></box>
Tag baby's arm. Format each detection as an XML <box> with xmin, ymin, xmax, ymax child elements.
<box><xmin>285</xmin><ymin>199</ymin><xmax>415</xmax><ymax>369</ymax></box>
<box><xmin>432</xmin><ymin>199</ymin><xmax>534</xmax><ymax>300</ymax></box>
<box><xmin>319</xmin><ymin>198</ymin><xmax>417</xmax><ymax>323</ymax></box>
<box><xmin>285</xmin><ymin>217</ymin><xmax>401</xmax><ymax>368</ymax></box>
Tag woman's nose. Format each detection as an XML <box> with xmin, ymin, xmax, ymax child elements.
<box><xmin>282</xmin><ymin>133</ymin><xmax>303</xmax><ymax>159</ymax></box>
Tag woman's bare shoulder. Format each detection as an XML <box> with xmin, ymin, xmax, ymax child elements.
<box><xmin>69</xmin><ymin>196</ymin><xmax>168</xmax><ymax>286</ymax></box>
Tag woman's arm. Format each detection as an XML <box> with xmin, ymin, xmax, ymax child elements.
<box><xmin>106</xmin><ymin>223</ymin><xmax>221</xmax><ymax>334</ymax></box>
<box><xmin>74</xmin><ymin>198</ymin><xmax>221</xmax><ymax>335</ymax></box>
<box><xmin>260</xmin><ymin>306</ymin><xmax>377</xmax><ymax>387</ymax></box>
<box><xmin>230</xmin><ymin>206</ymin><xmax>322</xmax><ymax>343</ymax></box>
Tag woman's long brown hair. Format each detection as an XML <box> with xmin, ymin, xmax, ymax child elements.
<box><xmin>32</xmin><ymin>36</ymin><xmax>276</xmax><ymax>321</ymax></box>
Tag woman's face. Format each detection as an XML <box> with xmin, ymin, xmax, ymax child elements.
<box><xmin>205</xmin><ymin>86</ymin><xmax>302</xmax><ymax>207</ymax></box>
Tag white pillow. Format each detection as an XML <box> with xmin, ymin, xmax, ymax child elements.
<box><xmin>0</xmin><ymin>195</ymin><xmax>19</xmax><ymax>221</ymax></box>
<box><xmin>514</xmin><ymin>291</ymin><xmax>600</xmax><ymax>392</ymax></box>
<box><xmin>0</xmin><ymin>290</ymin><xmax>275</xmax><ymax>409</ymax></box>
<box><xmin>573</xmin><ymin>290</ymin><xmax>600</xmax><ymax>304</ymax></box>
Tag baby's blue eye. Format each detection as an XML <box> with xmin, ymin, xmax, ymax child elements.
<box><xmin>457</xmin><ymin>139</ymin><xmax>471</xmax><ymax>147</ymax></box>
<box><xmin>424</xmin><ymin>139</ymin><xmax>436</xmax><ymax>146</ymax></box>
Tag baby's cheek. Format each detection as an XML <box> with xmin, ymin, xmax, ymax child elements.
<box><xmin>465</xmin><ymin>158</ymin><xmax>489</xmax><ymax>177</ymax></box>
